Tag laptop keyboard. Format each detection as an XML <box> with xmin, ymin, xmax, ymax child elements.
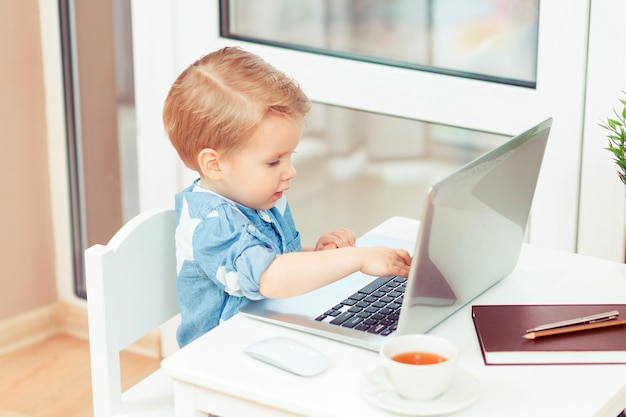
<box><xmin>314</xmin><ymin>276</ymin><xmax>406</xmax><ymax>336</ymax></box>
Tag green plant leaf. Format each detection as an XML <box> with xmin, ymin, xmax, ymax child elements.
<box><xmin>608</xmin><ymin>118</ymin><xmax>623</xmax><ymax>129</ymax></box>
<box><xmin>600</xmin><ymin>93</ymin><xmax>626</xmax><ymax>185</ymax></box>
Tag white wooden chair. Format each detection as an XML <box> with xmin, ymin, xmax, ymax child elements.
<box><xmin>86</xmin><ymin>207</ymin><xmax>179</xmax><ymax>417</ymax></box>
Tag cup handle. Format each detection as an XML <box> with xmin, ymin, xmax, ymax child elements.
<box><xmin>366</xmin><ymin>364</ymin><xmax>396</xmax><ymax>393</ymax></box>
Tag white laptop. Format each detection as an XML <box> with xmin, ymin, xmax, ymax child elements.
<box><xmin>239</xmin><ymin>118</ymin><xmax>553</xmax><ymax>351</ymax></box>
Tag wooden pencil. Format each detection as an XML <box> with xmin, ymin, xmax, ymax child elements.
<box><xmin>523</xmin><ymin>319</ymin><xmax>626</xmax><ymax>340</ymax></box>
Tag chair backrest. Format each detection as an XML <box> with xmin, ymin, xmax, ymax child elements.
<box><xmin>86</xmin><ymin>207</ymin><xmax>178</xmax><ymax>417</ymax></box>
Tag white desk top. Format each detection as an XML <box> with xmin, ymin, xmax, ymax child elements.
<box><xmin>162</xmin><ymin>217</ymin><xmax>626</xmax><ymax>417</ymax></box>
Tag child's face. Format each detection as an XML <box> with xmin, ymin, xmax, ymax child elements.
<box><xmin>218</xmin><ymin>114</ymin><xmax>302</xmax><ymax>210</ymax></box>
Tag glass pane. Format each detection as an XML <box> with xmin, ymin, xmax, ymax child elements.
<box><xmin>223</xmin><ymin>0</ymin><xmax>539</xmax><ymax>86</ymax></box>
<box><xmin>291</xmin><ymin>103</ymin><xmax>508</xmax><ymax>246</ymax></box>
<box><xmin>114</xmin><ymin>0</ymin><xmax>140</xmax><ymax>223</ymax></box>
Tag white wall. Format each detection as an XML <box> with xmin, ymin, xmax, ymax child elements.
<box><xmin>578</xmin><ymin>0</ymin><xmax>626</xmax><ymax>261</ymax></box>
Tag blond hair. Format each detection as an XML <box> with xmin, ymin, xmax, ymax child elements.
<box><xmin>163</xmin><ymin>47</ymin><xmax>311</xmax><ymax>171</ymax></box>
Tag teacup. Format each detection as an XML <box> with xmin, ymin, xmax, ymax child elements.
<box><xmin>380</xmin><ymin>334</ymin><xmax>458</xmax><ymax>401</ymax></box>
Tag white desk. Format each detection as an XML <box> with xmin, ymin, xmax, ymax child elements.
<box><xmin>162</xmin><ymin>217</ymin><xmax>626</xmax><ymax>417</ymax></box>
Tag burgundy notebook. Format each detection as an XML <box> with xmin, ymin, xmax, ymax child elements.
<box><xmin>471</xmin><ymin>304</ymin><xmax>626</xmax><ymax>365</ymax></box>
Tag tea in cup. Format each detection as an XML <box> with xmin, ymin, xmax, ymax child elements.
<box><xmin>380</xmin><ymin>334</ymin><xmax>458</xmax><ymax>401</ymax></box>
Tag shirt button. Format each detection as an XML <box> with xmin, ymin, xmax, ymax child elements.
<box><xmin>247</xmin><ymin>225</ymin><xmax>257</xmax><ymax>233</ymax></box>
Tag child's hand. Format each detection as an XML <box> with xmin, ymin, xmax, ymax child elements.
<box><xmin>314</xmin><ymin>228</ymin><xmax>356</xmax><ymax>251</ymax></box>
<box><xmin>358</xmin><ymin>247</ymin><xmax>412</xmax><ymax>278</ymax></box>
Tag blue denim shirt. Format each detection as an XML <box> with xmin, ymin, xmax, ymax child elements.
<box><xmin>174</xmin><ymin>180</ymin><xmax>302</xmax><ymax>347</ymax></box>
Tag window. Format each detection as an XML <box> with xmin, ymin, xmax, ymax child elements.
<box><xmin>222</xmin><ymin>0</ymin><xmax>538</xmax><ymax>86</ymax></box>
<box><xmin>132</xmin><ymin>1</ymin><xmax>589</xmax><ymax>260</ymax></box>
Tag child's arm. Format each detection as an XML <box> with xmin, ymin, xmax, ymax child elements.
<box><xmin>258</xmin><ymin>246</ymin><xmax>412</xmax><ymax>298</ymax></box>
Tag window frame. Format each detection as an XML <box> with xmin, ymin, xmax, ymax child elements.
<box><xmin>131</xmin><ymin>0</ymin><xmax>601</xmax><ymax>257</ymax></box>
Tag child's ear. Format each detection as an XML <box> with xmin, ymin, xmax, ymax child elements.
<box><xmin>197</xmin><ymin>148</ymin><xmax>222</xmax><ymax>180</ymax></box>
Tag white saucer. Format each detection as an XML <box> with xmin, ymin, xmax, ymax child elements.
<box><xmin>359</xmin><ymin>365</ymin><xmax>479</xmax><ymax>416</ymax></box>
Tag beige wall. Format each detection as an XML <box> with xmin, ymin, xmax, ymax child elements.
<box><xmin>0</xmin><ymin>0</ymin><xmax>122</xmax><ymax>323</ymax></box>
<box><xmin>0</xmin><ymin>0</ymin><xmax>57</xmax><ymax>319</ymax></box>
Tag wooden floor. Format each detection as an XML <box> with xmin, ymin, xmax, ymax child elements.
<box><xmin>0</xmin><ymin>334</ymin><xmax>160</xmax><ymax>417</ymax></box>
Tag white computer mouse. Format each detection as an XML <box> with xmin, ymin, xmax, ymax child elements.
<box><xmin>244</xmin><ymin>336</ymin><xmax>329</xmax><ymax>377</ymax></box>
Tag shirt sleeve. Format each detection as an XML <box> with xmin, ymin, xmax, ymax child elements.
<box><xmin>192</xmin><ymin>206</ymin><xmax>279</xmax><ymax>300</ymax></box>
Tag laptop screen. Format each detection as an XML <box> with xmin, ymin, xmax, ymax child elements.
<box><xmin>397</xmin><ymin>118</ymin><xmax>552</xmax><ymax>335</ymax></box>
